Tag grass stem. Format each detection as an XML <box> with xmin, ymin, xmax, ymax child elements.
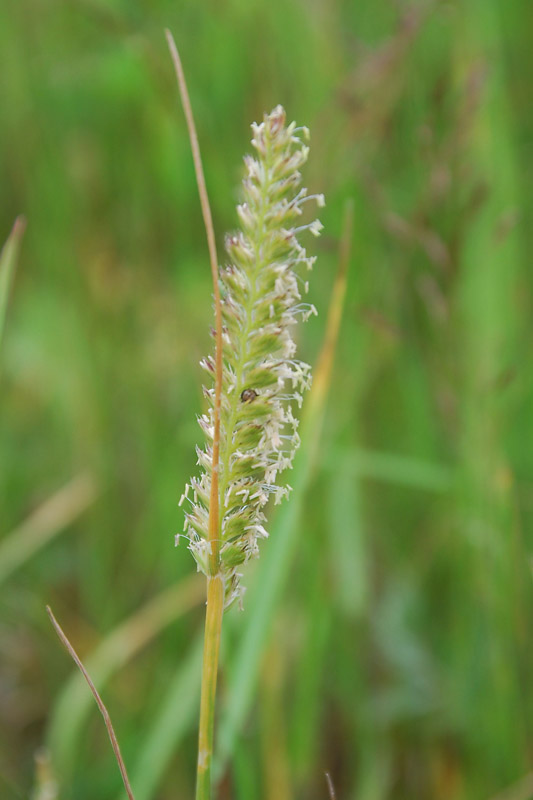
<box><xmin>196</xmin><ymin>575</ymin><xmax>224</xmax><ymax>800</ymax></box>
<box><xmin>166</xmin><ymin>30</ymin><xmax>225</xmax><ymax>799</ymax></box>
<box><xmin>165</xmin><ymin>29</ymin><xmax>223</xmax><ymax>574</ymax></box>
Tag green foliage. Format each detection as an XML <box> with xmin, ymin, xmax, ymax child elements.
<box><xmin>1</xmin><ymin>1</ymin><xmax>532</xmax><ymax>799</ymax></box>
<box><xmin>0</xmin><ymin>217</ymin><xmax>25</xmax><ymax>356</ymax></box>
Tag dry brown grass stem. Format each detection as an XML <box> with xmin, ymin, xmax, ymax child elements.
<box><xmin>165</xmin><ymin>29</ymin><xmax>223</xmax><ymax>575</ymax></box>
<box><xmin>46</xmin><ymin>606</ymin><xmax>135</xmax><ymax>800</ymax></box>
<box><xmin>325</xmin><ymin>771</ymin><xmax>337</xmax><ymax>800</ymax></box>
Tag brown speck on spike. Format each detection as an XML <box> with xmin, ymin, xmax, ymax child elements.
<box><xmin>240</xmin><ymin>388</ymin><xmax>258</xmax><ymax>403</ymax></box>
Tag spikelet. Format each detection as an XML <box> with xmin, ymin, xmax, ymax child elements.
<box><xmin>179</xmin><ymin>106</ymin><xmax>324</xmax><ymax>607</ymax></box>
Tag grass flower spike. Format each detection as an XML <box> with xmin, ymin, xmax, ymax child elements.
<box><xmin>164</xmin><ymin>61</ymin><xmax>326</xmax><ymax>796</ymax></box>
<box><xmin>180</xmin><ymin>106</ymin><xmax>323</xmax><ymax>607</ymax></box>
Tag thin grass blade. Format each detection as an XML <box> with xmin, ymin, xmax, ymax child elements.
<box><xmin>46</xmin><ymin>606</ymin><xmax>136</xmax><ymax>800</ymax></box>
<box><xmin>0</xmin><ymin>216</ymin><xmax>25</xmax><ymax>353</ymax></box>
<box><xmin>47</xmin><ymin>574</ymin><xmax>204</xmax><ymax>781</ymax></box>
<box><xmin>116</xmin><ymin>633</ymin><xmax>204</xmax><ymax>800</ymax></box>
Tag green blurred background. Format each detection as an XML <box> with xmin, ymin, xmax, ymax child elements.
<box><xmin>2</xmin><ymin>0</ymin><xmax>533</xmax><ymax>798</ymax></box>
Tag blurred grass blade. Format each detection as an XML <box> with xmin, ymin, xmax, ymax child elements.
<box><xmin>231</xmin><ymin>742</ymin><xmax>261</xmax><ymax>800</ymax></box>
<box><xmin>214</xmin><ymin>200</ymin><xmax>353</xmax><ymax>780</ymax></box>
<box><xmin>326</xmin><ymin>449</ymin><xmax>453</xmax><ymax>492</ymax></box>
<box><xmin>288</xmin><ymin>562</ymin><xmax>330</xmax><ymax>782</ymax></box>
<box><xmin>0</xmin><ymin>216</ymin><xmax>25</xmax><ymax>353</ymax></box>
<box><xmin>259</xmin><ymin>640</ymin><xmax>291</xmax><ymax>800</ymax></box>
<box><xmin>306</xmin><ymin>198</ymin><xmax>353</xmax><ymax>437</ymax></box>
<box><xmin>327</xmin><ymin>452</ymin><xmax>367</xmax><ymax>618</ymax></box>
<box><xmin>32</xmin><ymin>749</ymin><xmax>59</xmax><ymax>800</ymax></box>
<box><xmin>47</xmin><ymin>574</ymin><xmax>204</xmax><ymax>781</ymax></box>
<box><xmin>489</xmin><ymin>772</ymin><xmax>533</xmax><ymax>800</ymax></box>
<box><xmin>117</xmin><ymin>633</ymin><xmax>204</xmax><ymax>800</ymax></box>
<box><xmin>0</xmin><ymin>473</ymin><xmax>97</xmax><ymax>586</ymax></box>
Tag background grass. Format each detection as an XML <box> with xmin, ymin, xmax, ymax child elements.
<box><xmin>1</xmin><ymin>1</ymin><xmax>533</xmax><ymax>798</ymax></box>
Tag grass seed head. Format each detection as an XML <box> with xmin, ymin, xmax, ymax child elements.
<box><xmin>180</xmin><ymin>106</ymin><xmax>323</xmax><ymax>607</ymax></box>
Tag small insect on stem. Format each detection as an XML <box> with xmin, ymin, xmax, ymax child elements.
<box><xmin>240</xmin><ymin>388</ymin><xmax>258</xmax><ymax>403</ymax></box>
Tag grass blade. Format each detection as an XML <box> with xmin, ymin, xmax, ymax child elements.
<box><xmin>0</xmin><ymin>216</ymin><xmax>25</xmax><ymax>354</ymax></box>
<box><xmin>0</xmin><ymin>473</ymin><xmax>97</xmax><ymax>586</ymax></box>
<box><xmin>116</xmin><ymin>633</ymin><xmax>204</xmax><ymax>800</ymax></box>
<box><xmin>47</xmin><ymin>574</ymin><xmax>204</xmax><ymax>781</ymax></box>
<box><xmin>327</xmin><ymin>452</ymin><xmax>367</xmax><ymax>618</ymax></box>
<box><xmin>327</xmin><ymin>449</ymin><xmax>453</xmax><ymax>492</ymax></box>
<box><xmin>47</xmin><ymin>606</ymin><xmax>136</xmax><ymax>800</ymax></box>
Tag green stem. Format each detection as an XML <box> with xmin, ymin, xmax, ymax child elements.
<box><xmin>195</xmin><ymin>574</ymin><xmax>225</xmax><ymax>800</ymax></box>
